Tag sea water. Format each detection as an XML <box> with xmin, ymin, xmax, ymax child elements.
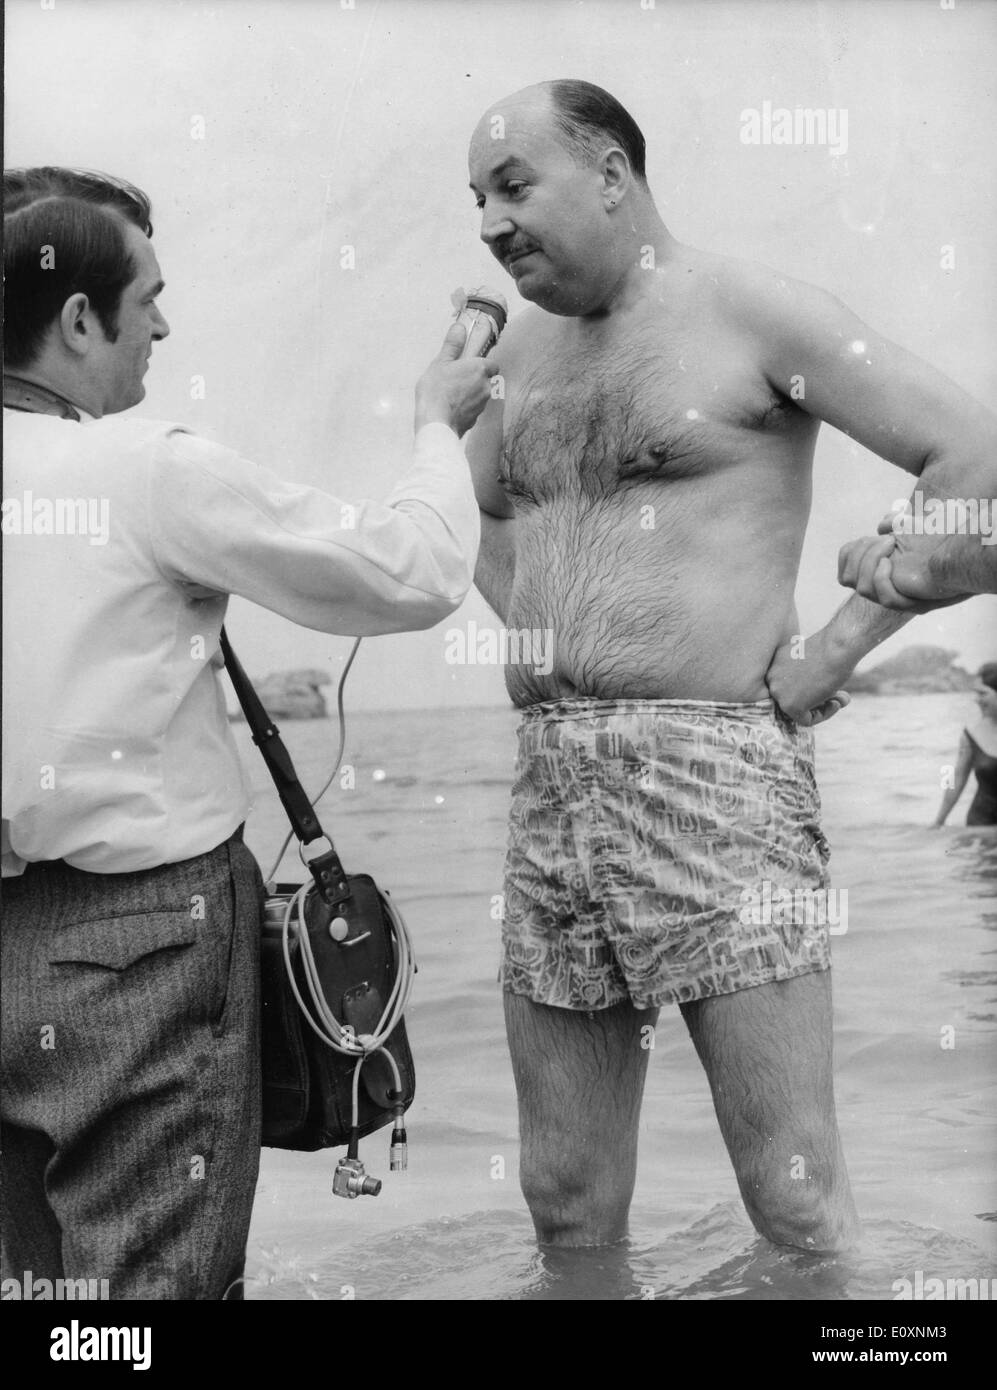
<box><xmin>236</xmin><ymin>692</ymin><xmax>996</xmax><ymax>1300</ymax></box>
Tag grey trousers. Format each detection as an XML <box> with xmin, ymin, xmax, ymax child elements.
<box><xmin>0</xmin><ymin>830</ymin><xmax>264</xmax><ymax>1300</ymax></box>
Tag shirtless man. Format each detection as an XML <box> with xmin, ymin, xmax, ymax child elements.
<box><xmin>465</xmin><ymin>79</ymin><xmax>997</xmax><ymax>1252</ymax></box>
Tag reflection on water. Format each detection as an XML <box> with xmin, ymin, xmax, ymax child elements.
<box><xmin>940</xmin><ymin>831</ymin><xmax>997</xmax><ymax>1022</ymax></box>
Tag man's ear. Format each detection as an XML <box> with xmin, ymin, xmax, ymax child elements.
<box><xmin>602</xmin><ymin>148</ymin><xmax>632</xmax><ymax>210</ymax></box>
<box><xmin>58</xmin><ymin>293</ymin><xmax>94</xmax><ymax>357</ymax></box>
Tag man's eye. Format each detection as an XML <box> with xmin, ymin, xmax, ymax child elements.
<box><xmin>474</xmin><ymin>181</ymin><xmax>527</xmax><ymax>211</ymax></box>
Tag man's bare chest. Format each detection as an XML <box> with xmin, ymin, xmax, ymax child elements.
<box><xmin>500</xmin><ymin>332</ymin><xmax>787</xmax><ymax>504</ymax></box>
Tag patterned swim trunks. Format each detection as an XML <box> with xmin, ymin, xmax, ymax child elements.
<box><xmin>501</xmin><ymin>698</ymin><xmax>832</xmax><ymax>1011</ymax></box>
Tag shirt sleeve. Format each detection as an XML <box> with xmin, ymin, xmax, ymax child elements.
<box><xmin>146</xmin><ymin>422</ymin><xmax>481</xmax><ymax>635</ymax></box>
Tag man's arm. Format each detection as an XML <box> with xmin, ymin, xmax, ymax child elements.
<box><xmin>463</xmin><ymin>316</ymin><xmax>526</xmax><ymax>624</ymax></box>
<box><xmin>730</xmin><ymin>264</ymin><xmax>995</xmax><ymax>717</ymax></box>
<box><xmin>745</xmin><ymin>266</ymin><xmax>997</xmax><ymax>607</ymax></box>
<box><xmin>921</xmin><ymin>529</ymin><xmax>997</xmax><ymax>597</ymax></box>
<box><xmin>765</xmin><ymin>593</ymin><xmax>913</xmax><ymax>724</ymax></box>
<box><xmin>147</xmin><ymin>327</ymin><xmax>497</xmax><ymax>636</ymax></box>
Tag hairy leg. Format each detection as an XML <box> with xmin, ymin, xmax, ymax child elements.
<box><xmin>681</xmin><ymin>970</ymin><xmax>860</xmax><ymax>1253</ymax></box>
<box><xmin>504</xmin><ymin>992</ymin><xmax>658</xmax><ymax>1246</ymax></box>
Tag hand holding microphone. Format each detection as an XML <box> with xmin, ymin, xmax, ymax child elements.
<box><xmin>415</xmin><ymin>287</ymin><xmax>507</xmax><ymax>438</ymax></box>
<box><xmin>452</xmin><ymin>289</ymin><xmax>508</xmax><ymax>359</ymax></box>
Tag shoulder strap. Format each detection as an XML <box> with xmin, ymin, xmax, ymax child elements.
<box><xmin>220</xmin><ymin>627</ymin><xmax>352</xmax><ymax>909</ymax></box>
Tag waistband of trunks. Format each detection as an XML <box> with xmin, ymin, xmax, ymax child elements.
<box><xmin>517</xmin><ymin>696</ymin><xmax>784</xmax><ymax>726</ymax></box>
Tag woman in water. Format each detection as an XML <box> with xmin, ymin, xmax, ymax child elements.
<box><xmin>933</xmin><ymin>663</ymin><xmax>997</xmax><ymax>827</ymax></box>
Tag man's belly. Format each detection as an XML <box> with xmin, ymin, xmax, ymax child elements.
<box><xmin>502</xmin><ymin>504</ymin><xmax>799</xmax><ymax>708</ymax></box>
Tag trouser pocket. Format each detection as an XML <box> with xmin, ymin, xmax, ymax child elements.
<box><xmin>213</xmin><ymin>837</ymin><xmax>264</xmax><ymax>1038</ymax></box>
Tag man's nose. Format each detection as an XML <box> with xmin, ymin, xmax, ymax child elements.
<box><xmin>152</xmin><ymin>307</ymin><xmax>170</xmax><ymax>340</ymax></box>
<box><xmin>479</xmin><ymin>202</ymin><xmax>515</xmax><ymax>248</ymax></box>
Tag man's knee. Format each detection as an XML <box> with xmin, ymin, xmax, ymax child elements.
<box><xmin>504</xmin><ymin>993</ymin><xmax>652</xmax><ymax>1244</ymax></box>
<box><xmin>736</xmin><ymin>1144</ymin><xmax>857</xmax><ymax>1252</ymax></box>
<box><xmin>520</xmin><ymin>1149</ymin><xmax>632</xmax><ymax>1245</ymax></box>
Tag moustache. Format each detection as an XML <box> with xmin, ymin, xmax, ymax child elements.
<box><xmin>497</xmin><ymin>240</ymin><xmax>539</xmax><ymax>264</ymax></box>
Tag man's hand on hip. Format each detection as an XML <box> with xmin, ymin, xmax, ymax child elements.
<box><xmin>765</xmin><ymin>632</ymin><xmax>853</xmax><ymax>727</ymax></box>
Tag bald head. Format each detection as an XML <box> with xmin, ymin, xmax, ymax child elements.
<box><xmin>477</xmin><ymin>80</ymin><xmax>648</xmax><ymax>185</ymax></box>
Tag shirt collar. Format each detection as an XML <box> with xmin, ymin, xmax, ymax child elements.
<box><xmin>3</xmin><ymin>374</ymin><xmax>93</xmax><ymax>422</ymax></box>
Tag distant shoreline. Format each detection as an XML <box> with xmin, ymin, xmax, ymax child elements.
<box><xmin>845</xmin><ymin>644</ymin><xmax>977</xmax><ymax>696</ymax></box>
<box><xmin>227</xmin><ymin>644</ymin><xmax>978</xmax><ymax>718</ymax></box>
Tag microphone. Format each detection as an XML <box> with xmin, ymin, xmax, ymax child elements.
<box><xmin>452</xmin><ymin>288</ymin><xmax>508</xmax><ymax>358</ymax></box>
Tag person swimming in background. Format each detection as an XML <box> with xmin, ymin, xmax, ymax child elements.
<box><xmin>932</xmin><ymin>663</ymin><xmax>997</xmax><ymax>828</ymax></box>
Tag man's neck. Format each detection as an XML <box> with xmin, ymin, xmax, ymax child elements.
<box><xmin>575</xmin><ymin>210</ymin><xmax>680</xmax><ymax>323</ymax></box>
<box><xmin>3</xmin><ymin>370</ymin><xmax>92</xmax><ymax>421</ymax></box>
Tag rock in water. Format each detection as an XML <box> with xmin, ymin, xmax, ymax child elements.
<box><xmin>846</xmin><ymin>645</ymin><xmax>976</xmax><ymax>695</ymax></box>
<box><xmin>230</xmin><ymin>668</ymin><xmax>331</xmax><ymax>720</ymax></box>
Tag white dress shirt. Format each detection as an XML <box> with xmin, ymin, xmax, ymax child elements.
<box><xmin>1</xmin><ymin>410</ymin><xmax>479</xmax><ymax>875</ymax></box>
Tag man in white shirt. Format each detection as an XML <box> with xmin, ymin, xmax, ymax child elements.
<box><xmin>1</xmin><ymin>166</ymin><xmax>495</xmax><ymax>1299</ymax></box>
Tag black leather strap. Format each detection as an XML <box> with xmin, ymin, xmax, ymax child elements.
<box><xmin>219</xmin><ymin>627</ymin><xmax>351</xmax><ymax>906</ymax></box>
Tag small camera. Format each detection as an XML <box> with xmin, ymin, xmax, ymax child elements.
<box><xmin>332</xmin><ymin>1156</ymin><xmax>382</xmax><ymax>1199</ymax></box>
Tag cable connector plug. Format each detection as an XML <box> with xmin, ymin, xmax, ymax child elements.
<box><xmin>389</xmin><ymin>1103</ymin><xmax>408</xmax><ymax>1172</ymax></box>
<box><xmin>333</xmin><ymin>1156</ymin><xmax>382</xmax><ymax>1199</ymax></box>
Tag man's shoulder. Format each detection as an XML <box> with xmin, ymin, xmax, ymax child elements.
<box><xmin>3</xmin><ymin>407</ymin><xmax>192</xmax><ymax>452</ymax></box>
<box><xmin>5</xmin><ymin>412</ymin><xmax>249</xmax><ymax>486</ymax></box>
<box><xmin>83</xmin><ymin>412</ymin><xmax>194</xmax><ymax>440</ymax></box>
<box><xmin>694</xmin><ymin>250</ymin><xmax>846</xmax><ymax>334</ymax></box>
<box><xmin>82</xmin><ymin>414</ymin><xmax>236</xmax><ymax>469</ymax></box>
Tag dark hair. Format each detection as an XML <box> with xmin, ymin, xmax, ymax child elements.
<box><xmin>979</xmin><ymin>663</ymin><xmax>997</xmax><ymax>693</ymax></box>
<box><xmin>3</xmin><ymin>168</ymin><xmax>153</xmax><ymax>369</ymax></box>
<box><xmin>545</xmin><ymin>79</ymin><xmax>647</xmax><ymax>183</ymax></box>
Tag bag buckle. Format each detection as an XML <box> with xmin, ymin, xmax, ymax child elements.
<box><xmin>299</xmin><ymin>838</ymin><xmax>352</xmax><ymax>910</ymax></box>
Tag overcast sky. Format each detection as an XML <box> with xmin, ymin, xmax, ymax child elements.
<box><xmin>7</xmin><ymin>0</ymin><xmax>996</xmax><ymax>708</ymax></box>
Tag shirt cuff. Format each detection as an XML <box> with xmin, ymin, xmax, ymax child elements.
<box><xmin>412</xmin><ymin>420</ymin><xmax>462</xmax><ymax>453</ymax></box>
